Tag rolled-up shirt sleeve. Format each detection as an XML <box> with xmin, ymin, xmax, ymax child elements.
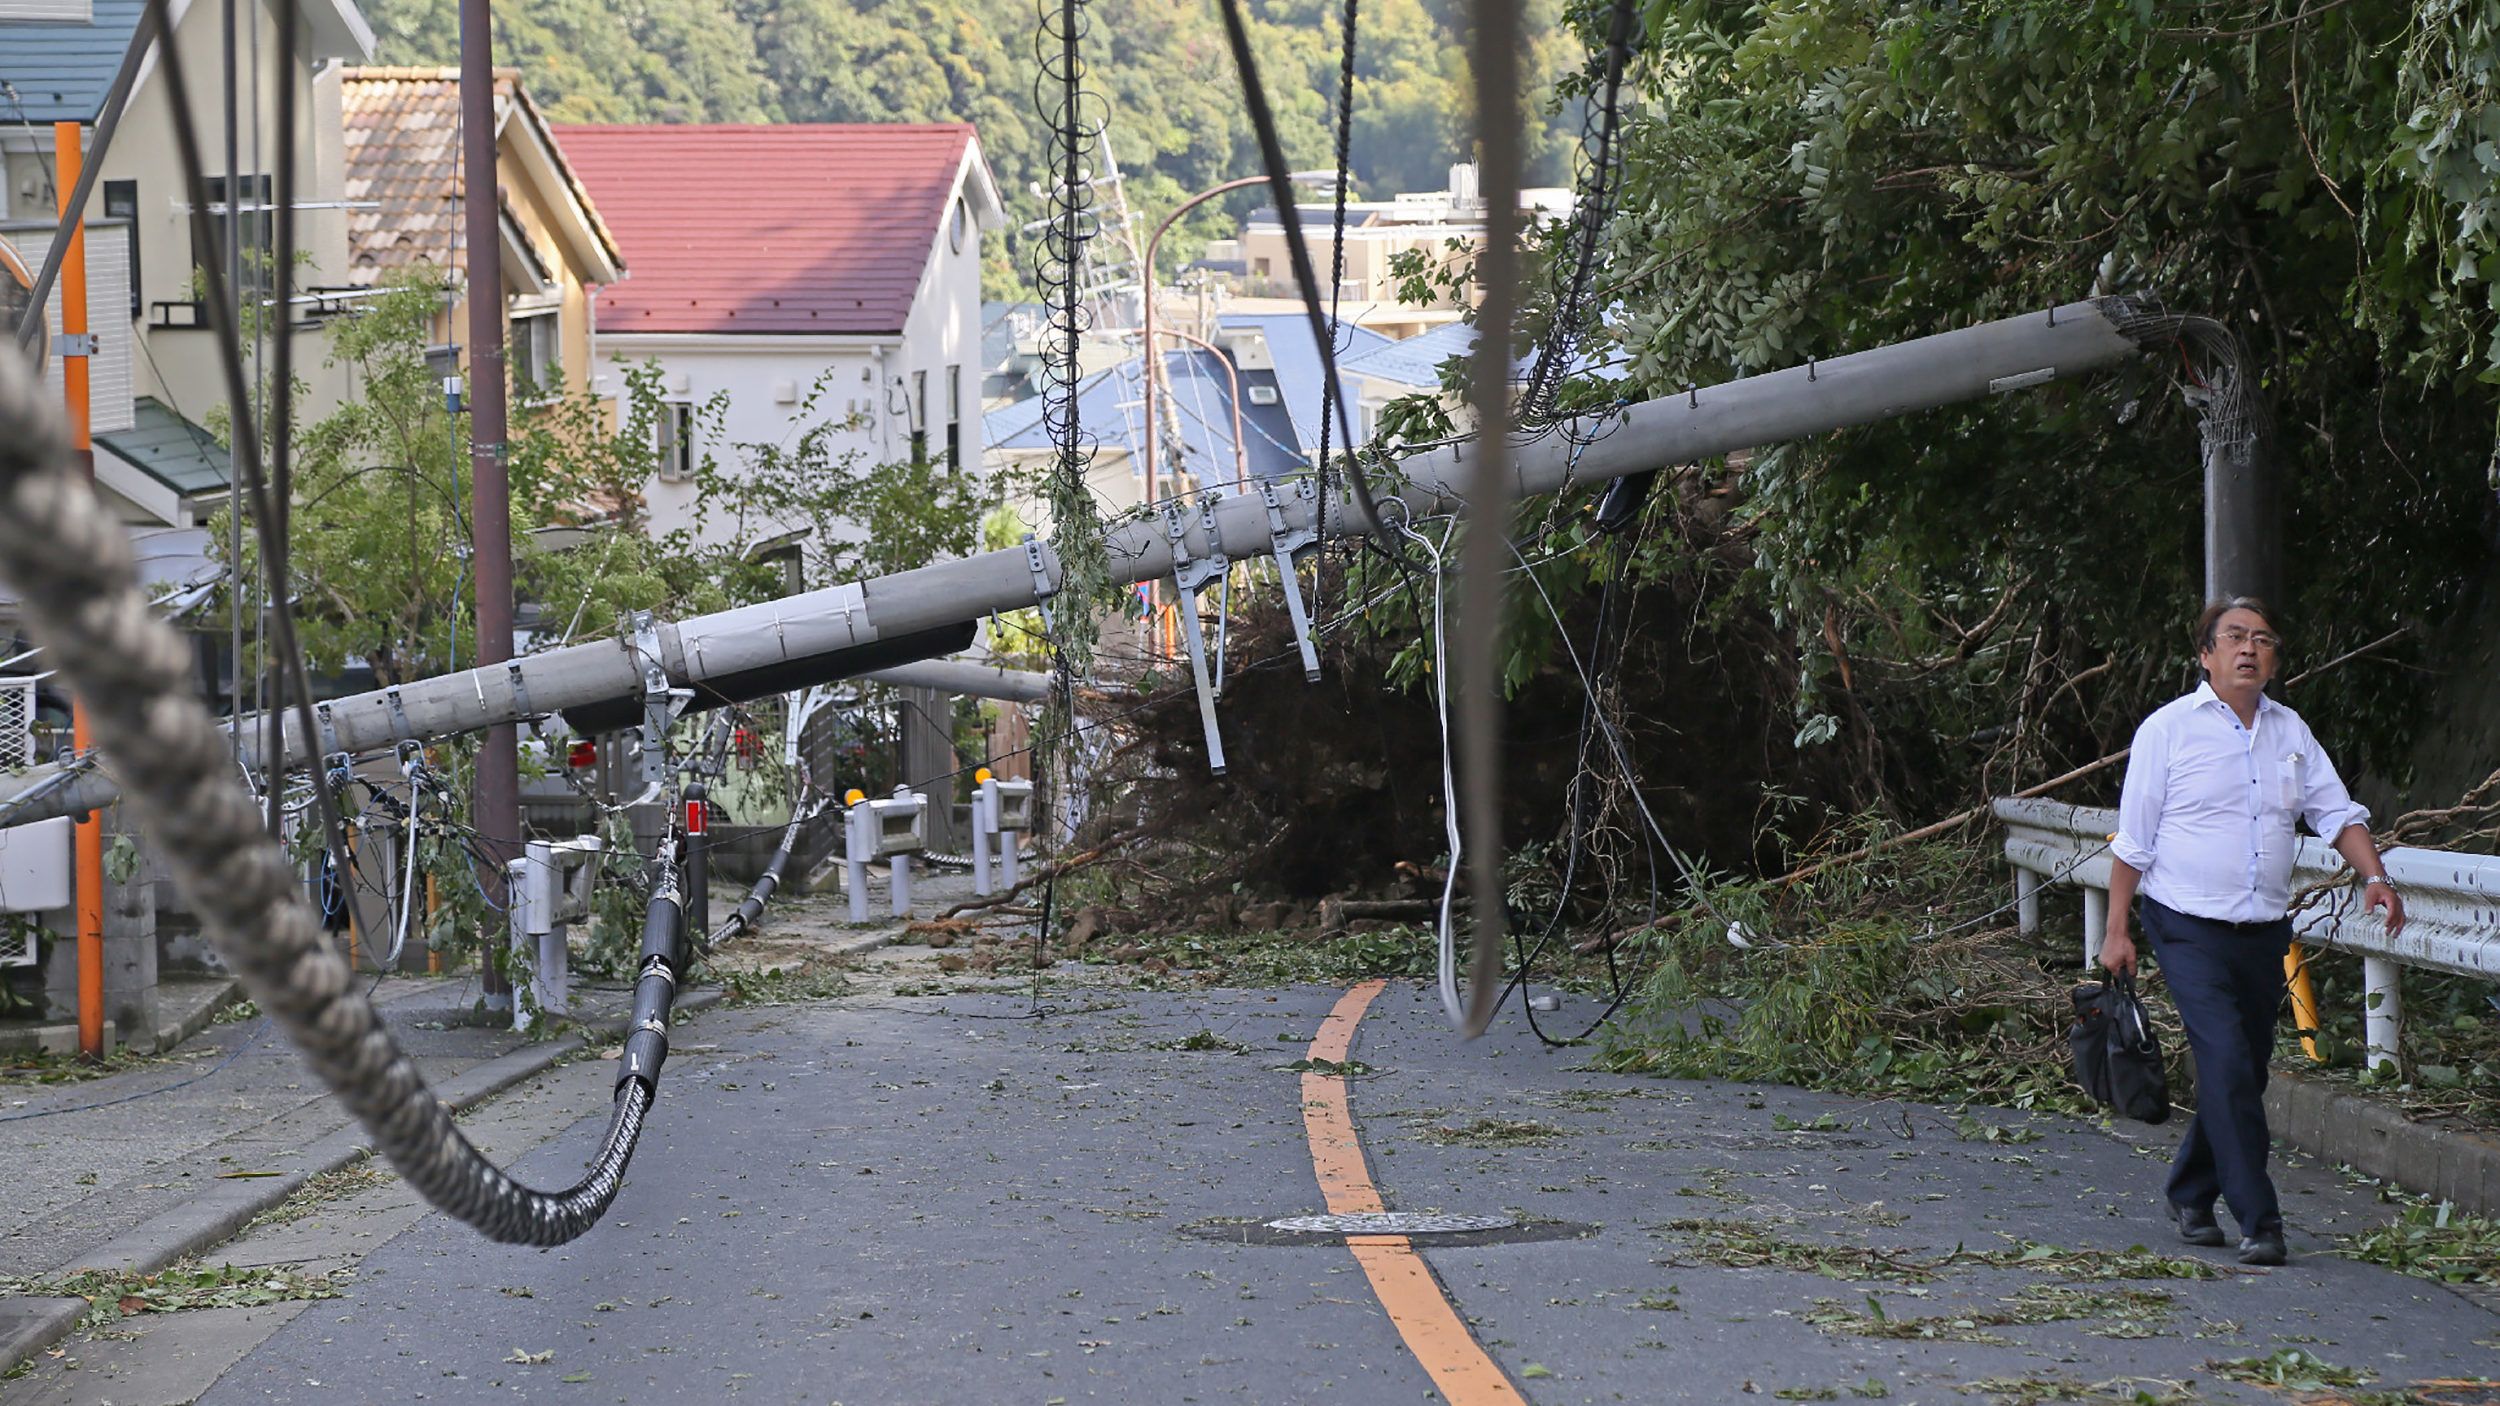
<box><xmin>2299</xmin><ymin>725</ymin><xmax>2371</xmax><ymax>840</ymax></box>
<box><xmin>2111</xmin><ymin>714</ymin><xmax>2168</xmax><ymax>873</ymax></box>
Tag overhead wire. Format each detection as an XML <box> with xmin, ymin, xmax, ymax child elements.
<box><xmin>1210</xmin><ymin>0</ymin><xmax>1383</xmax><ymax>538</ymax></box>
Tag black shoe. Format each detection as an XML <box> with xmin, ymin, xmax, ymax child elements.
<box><xmin>2237</xmin><ymin>1229</ymin><xmax>2288</xmax><ymax>1266</ymax></box>
<box><xmin>2170</xmin><ymin>1202</ymin><xmax>2225</xmax><ymax>1247</ymax></box>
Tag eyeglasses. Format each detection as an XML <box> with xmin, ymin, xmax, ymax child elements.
<box><xmin>2214</xmin><ymin>627</ymin><xmax>2281</xmax><ymax>651</ymax></box>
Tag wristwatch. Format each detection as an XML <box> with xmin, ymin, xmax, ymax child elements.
<box><xmin>2363</xmin><ymin>875</ymin><xmax>2398</xmax><ymax>893</ymax></box>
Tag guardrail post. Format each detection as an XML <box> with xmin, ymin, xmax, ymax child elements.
<box><xmin>2082</xmin><ymin>887</ymin><xmax>2107</xmax><ymax>971</ymax></box>
<box><xmin>2015</xmin><ymin>866</ymin><xmax>2040</xmax><ymax>938</ymax></box>
<box><xmin>2364</xmin><ymin>956</ymin><xmax>2401</xmax><ymax>1076</ymax></box>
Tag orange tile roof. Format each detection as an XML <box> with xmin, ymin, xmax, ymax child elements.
<box><xmin>339</xmin><ymin>67</ymin><xmax>621</xmax><ymax>288</ymax></box>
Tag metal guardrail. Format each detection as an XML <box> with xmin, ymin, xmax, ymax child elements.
<box><xmin>1995</xmin><ymin>796</ymin><xmax>2500</xmax><ymax>1073</ymax></box>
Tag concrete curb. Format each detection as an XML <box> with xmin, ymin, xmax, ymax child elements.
<box><xmin>2268</xmin><ymin>1067</ymin><xmax>2500</xmax><ymax>1216</ymax></box>
<box><xmin>149</xmin><ymin>976</ymin><xmax>243</xmax><ymax>1054</ymax></box>
<box><xmin>0</xmin><ymin>1296</ymin><xmax>87</xmax><ymax>1380</ymax></box>
<box><xmin>0</xmin><ymin>987</ymin><xmax>723</xmax><ymax>1376</ymax></box>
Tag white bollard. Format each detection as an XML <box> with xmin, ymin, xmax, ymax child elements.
<box><xmin>2082</xmin><ymin>886</ymin><xmax>2107</xmax><ymax>973</ymax></box>
<box><xmin>844</xmin><ymin>790</ymin><xmax>871</xmax><ymax>924</ymax></box>
<box><xmin>2363</xmin><ymin>955</ymin><xmax>2401</xmax><ymax>1076</ymax></box>
<box><xmin>2015</xmin><ymin>866</ymin><xmax>2040</xmax><ymax>938</ymax></box>
<box><xmin>970</xmin><ymin>772</ymin><xmax>995</xmax><ymax>897</ymax></box>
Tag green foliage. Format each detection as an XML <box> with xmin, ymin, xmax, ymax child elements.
<box><xmin>0</xmin><ymin>1260</ymin><xmax>348</xmax><ymax>1334</ymax></box>
<box><xmin>2340</xmin><ymin>1201</ymin><xmax>2500</xmax><ymax>1287</ymax></box>
<box><xmin>685</xmin><ymin>372</ymin><xmax>989</xmax><ymax>586</ymax></box>
<box><xmin>1591</xmin><ymin>0</ymin><xmax>2497</xmax><ymax>804</ymax></box>
<box><xmin>2204</xmin><ymin>1348</ymin><xmax>2373</xmax><ymax>1392</ymax></box>
<box><xmin>1595</xmin><ymin>837</ymin><xmax>2104</xmax><ymax>1114</ymax></box>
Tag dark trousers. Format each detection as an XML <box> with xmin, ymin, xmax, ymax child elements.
<box><xmin>2139</xmin><ymin>898</ymin><xmax>2292</xmax><ymax>1237</ymax></box>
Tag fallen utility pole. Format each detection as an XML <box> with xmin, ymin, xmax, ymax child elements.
<box><xmin>0</xmin><ymin>299</ymin><xmax>2156</xmax><ymax>827</ymax></box>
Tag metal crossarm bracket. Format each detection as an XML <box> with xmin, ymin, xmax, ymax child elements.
<box><xmin>1263</xmin><ymin>481</ymin><xmax>1322</xmax><ymax>682</ymax></box>
<box><xmin>1022</xmin><ymin>532</ymin><xmax>1058</xmax><ymax>637</ymax></box>
<box><xmin>383</xmin><ymin>686</ymin><xmax>416</xmax><ymax>744</ymax></box>
<box><xmin>625</xmin><ymin>611</ymin><xmax>680</xmax><ymax>800</ymax></box>
<box><xmin>313</xmin><ymin>701</ymin><xmax>341</xmax><ymax>757</ymax></box>
<box><xmin>1164</xmin><ymin>501</ymin><xmax>1228</xmax><ymax>776</ymax></box>
<box><xmin>508</xmin><ymin>661</ymin><xmax>537</xmax><ymax>719</ymax></box>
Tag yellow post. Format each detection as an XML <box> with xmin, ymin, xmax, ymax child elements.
<box><xmin>56</xmin><ymin>123</ymin><xmax>107</xmax><ymax>1059</ymax></box>
<box><xmin>2285</xmin><ymin>943</ymin><xmax>2322</xmax><ymax>1062</ymax></box>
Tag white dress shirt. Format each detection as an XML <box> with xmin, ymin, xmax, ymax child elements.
<box><xmin>2111</xmin><ymin>681</ymin><xmax>2371</xmax><ymax>924</ymax></box>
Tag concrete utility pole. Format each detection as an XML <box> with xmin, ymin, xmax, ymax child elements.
<box><xmin>2198</xmin><ymin>392</ymin><xmax>2279</xmax><ymax>607</ymax></box>
<box><xmin>0</xmin><ymin>301</ymin><xmax>2158</xmax><ymax>825</ymax></box>
<box><xmin>460</xmin><ymin>0</ymin><xmax>516</xmax><ymax>1006</ymax></box>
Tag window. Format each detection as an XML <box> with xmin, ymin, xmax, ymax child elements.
<box><xmin>102</xmin><ymin>180</ymin><xmax>138</xmax><ymax>317</ymax></box>
<box><xmin>656</xmin><ymin>402</ymin><xmax>695</xmax><ymax>482</ymax></box>
<box><xmin>512</xmin><ymin>310</ymin><xmax>559</xmax><ymax>397</ymax></box>
<box><xmin>944</xmin><ymin>363</ymin><xmax>961</xmax><ymax>472</ymax></box>
<box><xmin>190</xmin><ymin>174</ymin><xmax>273</xmax><ymax>302</ymax></box>
<box><xmin>949</xmin><ymin>197</ymin><xmax>969</xmax><ymax>254</ymax></box>
<box><xmin>910</xmin><ymin>368</ymin><xmax>929</xmax><ymax>467</ymax></box>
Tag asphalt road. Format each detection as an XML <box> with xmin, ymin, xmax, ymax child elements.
<box><xmin>10</xmin><ymin>960</ymin><xmax>2497</xmax><ymax>1405</ymax></box>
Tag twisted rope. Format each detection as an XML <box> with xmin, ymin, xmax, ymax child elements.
<box><xmin>0</xmin><ymin>349</ymin><xmax>665</xmax><ymax>1245</ymax></box>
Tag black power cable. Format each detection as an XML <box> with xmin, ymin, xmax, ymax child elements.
<box><xmin>1211</xmin><ymin>0</ymin><xmax>1384</xmax><ymax>537</ymax></box>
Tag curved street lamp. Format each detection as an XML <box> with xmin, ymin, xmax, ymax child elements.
<box><xmin>1141</xmin><ymin>170</ymin><xmax>1331</xmax><ymax>509</ymax></box>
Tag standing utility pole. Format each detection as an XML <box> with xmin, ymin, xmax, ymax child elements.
<box><xmin>54</xmin><ymin>123</ymin><xmax>107</xmax><ymax>1057</ymax></box>
<box><xmin>460</xmin><ymin>0</ymin><xmax>516</xmax><ymax>1004</ymax></box>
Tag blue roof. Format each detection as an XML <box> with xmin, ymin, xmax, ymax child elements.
<box><xmin>984</xmin><ymin>351</ymin><xmax>1303</xmax><ymax>485</ymax></box>
<box><xmin>0</xmin><ymin>0</ymin><xmax>147</xmax><ymax>123</ymax></box>
<box><xmin>1339</xmin><ymin>320</ymin><xmax>1476</xmax><ymax>387</ymax></box>
<box><xmin>1338</xmin><ymin>320</ymin><xmax>1631</xmax><ymax>389</ymax></box>
<box><xmin>1213</xmin><ymin>313</ymin><xmax>1391</xmax><ymax>448</ymax></box>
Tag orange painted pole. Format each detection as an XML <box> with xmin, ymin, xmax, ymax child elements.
<box><xmin>56</xmin><ymin>122</ymin><xmax>107</xmax><ymax>1058</ymax></box>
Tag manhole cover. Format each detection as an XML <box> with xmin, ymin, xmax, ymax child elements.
<box><xmin>1263</xmin><ymin>1212</ymin><xmax>1516</xmax><ymax>1236</ymax></box>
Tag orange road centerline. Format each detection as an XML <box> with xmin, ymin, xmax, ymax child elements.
<box><xmin>1301</xmin><ymin>981</ymin><xmax>1529</xmax><ymax>1406</ymax></box>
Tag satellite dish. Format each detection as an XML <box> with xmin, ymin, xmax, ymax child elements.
<box><xmin>1</xmin><ymin>241</ymin><xmax>47</xmax><ymax>375</ymax></box>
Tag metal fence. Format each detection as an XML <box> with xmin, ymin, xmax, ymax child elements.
<box><xmin>1995</xmin><ymin>796</ymin><xmax>2500</xmax><ymax>1073</ymax></box>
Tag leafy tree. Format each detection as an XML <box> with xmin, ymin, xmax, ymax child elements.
<box><xmin>1558</xmin><ymin>0</ymin><xmax>2497</xmax><ymax>814</ymax></box>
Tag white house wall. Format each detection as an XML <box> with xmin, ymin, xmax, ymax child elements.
<box><xmin>109</xmin><ymin>0</ymin><xmax>358</xmax><ymax>427</ymax></box>
<box><xmin>594</xmin><ymin>152</ymin><xmax>989</xmax><ymax>573</ymax></box>
<box><xmin>593</xmin><ymin>335</ymin><xmax>894</xmax><ymax>555</ymax></box>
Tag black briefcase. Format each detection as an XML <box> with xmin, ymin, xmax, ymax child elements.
<box><xmin>2070</xmin><ymin>972</ymin><xmax>2171</xmax><ymax>1124</ymax></box>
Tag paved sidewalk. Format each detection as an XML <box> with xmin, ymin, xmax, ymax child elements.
<box><xmin>0</xmin><ymin>862</ymin><xmax>971</xmax><ymax>1377</ymax></box>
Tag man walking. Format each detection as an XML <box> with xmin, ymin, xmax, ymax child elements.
<box><xmin>2098</xmin><ymin>598</ymin><xmax>2404</xmax><ymax>1266</ymax></box>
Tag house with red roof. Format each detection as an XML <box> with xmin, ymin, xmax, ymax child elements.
<box><xmin>555</xmin><ymin>123</ymin><xmax>1004</xmax><ymax>558</ymax></box>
